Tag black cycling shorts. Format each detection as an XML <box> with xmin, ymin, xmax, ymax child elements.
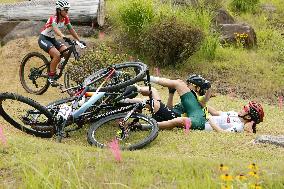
<box><xmin>152</xmin><ymin>102</ymin><xmax>178</xmax><ymax>122</ymax></box>
<box><xmin>38</xmin><ymin>34</ymin><xmax>63</xmax><ymax>53</ymax></box>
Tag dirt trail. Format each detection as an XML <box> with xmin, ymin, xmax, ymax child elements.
<box><xmin>0</xmin><ymin>37</ymin><xmax>69</xmax><ymax>128</ymax></box>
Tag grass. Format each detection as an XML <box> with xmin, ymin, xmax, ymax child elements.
<box><xmin>0</xmin><ymin>90</ymin><xmax>284</xmax><ymax>188</ymax></box>
<box><xmin>0</xmin><ymin>0</ymin><xmax>24</xmax><ymax>3</ymax></box>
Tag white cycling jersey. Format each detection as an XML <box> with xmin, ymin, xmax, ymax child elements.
<box><xmin>204</xmin><ymin>111</ymin><xmax>244</xmax><ymax>132</ymax></box>
<box><xmin>40</xmin><ymin>15</ymin><xmax>71</xmax><ymax>38</ymax></box>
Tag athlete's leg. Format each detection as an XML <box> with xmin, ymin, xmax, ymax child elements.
<box><xmin>150</xmin><ymin>77</ymin><xmax>191</xmax><ymax>96</ymax></box>
<box><xmin>58</xmin><ymin>45</ymin><xmax>68</xmax><ymax>58</ymax></box>
<box><xmin>157</xmin><ymin>117</ymin><xmax>188</xmax><ymax>129</ymax></box>
<box><xmin>48</xmin><ymin>47</ymin><xmax>61</xmax><ymax>74</ymax></box>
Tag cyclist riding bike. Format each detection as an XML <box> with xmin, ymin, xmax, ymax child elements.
<box><xmin>38</xmin><ymin>0</ymin><xmax>86</xmax><ymax>86</ymax></box>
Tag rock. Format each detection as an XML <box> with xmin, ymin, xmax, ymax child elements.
<box><xmin>219</xmin><ymin>23</ymin><xmax>257</xmax><ymax>48</ymax></box>
<box><xmin>261</xmin><ymin>3</ymin><xmax>276</xmax><ymax>21</ymax></box>
<box><xmin>0</xmin><ymin>21</ymin><xmax>20</xmax><ymax>41</ymax></box>
<box><xmin>212</xmin><ymin>9</ymin><xmax>235</xmax><ymax>26</ymax></box>
<box><xmin>261</xmin><ymin>3</ymin><xmax>276</xmax><ymax>13</ymax></box>
<box><xmin>67</xmin><ymin>25</ymin><xmax>96</xmax><ymax>38</ymax></box>
<box><xmin>254</xmin><ymin>135</ymin><xmax>284</xmax><ymax>147</ymax></box>
<box><xmin>2</xmin><ymin>21</ymin><xmax>45</xmax><ymax>45</ymax></box>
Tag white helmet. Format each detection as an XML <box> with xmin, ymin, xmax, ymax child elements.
<box><xmin>56</xmin><ymin>0</ymin><xmax>71</xmax><ymax>10</ymax></box>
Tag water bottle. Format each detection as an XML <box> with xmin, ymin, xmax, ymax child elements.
<box><xmin>58</xmin><ymin>57</ymin><xmax>65</xmax><ymax>69</ymax></box>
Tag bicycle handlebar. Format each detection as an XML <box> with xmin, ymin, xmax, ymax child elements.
<box><xmin>63</xmin><ymin>37</ymin><xmax>86</xmax><ymax>49</ymax></box>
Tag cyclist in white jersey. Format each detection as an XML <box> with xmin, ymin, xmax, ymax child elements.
<box><xmin>205</xmin><ymin>111</ymin><xmax>244</xmax><ymax>132</ymax></box>
<box><xmin>205</xmin><ymin>101</ymin><xmax>264</xmax><ymax>133</ymax></box>
<box><xmin>38</xmin><ymin>0</ymin><xmax>86</xmax><ymax>86</ymax></box>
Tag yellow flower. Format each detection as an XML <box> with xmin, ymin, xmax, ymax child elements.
<box><xmin>221</xmin><ymin>184</ymin><xmax>231</xmax><ymax>189</ymax></box>
<box><xmin>248</xmin><ymin>163</ymin><xmax>259</xmax><ymax>170</ymax></box>
<box><xmin>248</xmin><ymin>171</ymin><xmax>259</xmax><ymax>179</ymax></box>
<box><xmin>236</xmin><ymin>174</ymin><xmax>247</xmax><ymax>181</ymax></box>
<box><xmin>250</xmin><ymin>183</ymin><xmax>262</xmax><ymax>189</ymax></box>
<box><xmin>220</xmin><ymin>174</ymin><xmax>233</xmax><ymax>181</ymax></box>
<box><xmin>219</xmin><ymin>164</ymin><xmax>229</xmax><ymax>171</ymax></box>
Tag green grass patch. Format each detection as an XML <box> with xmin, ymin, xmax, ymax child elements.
<box><xmin>0</xmin><ymin>96</ymin><xmax>284</xmax><ymax>188</ymax></box>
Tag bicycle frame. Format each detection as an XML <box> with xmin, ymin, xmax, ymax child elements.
<box><xmin>54</xmin><ymin>40</ymin><xmax>81</xmax><ymax>80</ymax></box>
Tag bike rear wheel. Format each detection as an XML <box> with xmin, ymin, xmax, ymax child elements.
<box><xmin>0</xmin><ymin>93</ymin><xmax>54</xmax><ymax>137</ymax></box>
<box><xmin>87</xmin><ymin>113</ymin><xmax>158</xmax><ymax>150</ymax></box>
<box><xmin>85</xmin><ymin>62</ymin><xmax>148</xmax><ymax>92</ymax></box>
<box><xmin>19</xmin><ymin>52</ymin><xmax>50</xmax><ymax>95</ymax></box>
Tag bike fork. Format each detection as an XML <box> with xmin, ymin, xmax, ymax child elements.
<box><xmin>56</xmin><ymin>119</ymin><xmax>68</xmax><ymax>142</ymax></box>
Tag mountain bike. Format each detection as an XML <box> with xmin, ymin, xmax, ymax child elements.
<box><xmin>19</xmin><ymin>37</ymin><xmax>86</xmax><ymax>95</ymax></box>
<box><xmin>1</xmin><ymin>62</ymin><xmax>159</xmax><ymax>150</ymax></box>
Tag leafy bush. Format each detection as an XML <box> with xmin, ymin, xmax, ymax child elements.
<box><xmin>229</xmin><ymin>0</ymin><xmax>259</xmax><ymax>13</ymax></box>
<box><xmin>142</xmin><ymin>16</ymin><xmax>204</xmax><ymax>67</ymax></box>
<box><xmin>119</xmin><ymin>0</ymin><xmax>154</xmax><ymax>37</ymax></box>
<box><xmin>66</xmin><ymin>44</ymin><xmax>128</xmax><ymax>83</ymax></box>
<box><xmin>199</xmin><ymin>35</ymin><xmax>220</xmax><ymax>60</ymax></box>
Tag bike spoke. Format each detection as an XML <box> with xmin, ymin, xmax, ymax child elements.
<box><xmin>90</xmin><ymin>115</ymin><xmax>155</xmax><ymax>150</ymax></box>
<box><xmin>20</xmin><ymin>53</ymin><xmax>50</xmax><ymax>94</ymax></box>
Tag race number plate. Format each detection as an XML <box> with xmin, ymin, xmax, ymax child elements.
<box><xmin>58</xmin><ymin>104</ymin><xmax>72</xmax><ymax>120</ymax></box>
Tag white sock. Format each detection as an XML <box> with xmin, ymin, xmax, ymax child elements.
<box><xmin>150</xmin><ymin>76</ymin><xmax>160</xmax><ymax>83</ymax></box>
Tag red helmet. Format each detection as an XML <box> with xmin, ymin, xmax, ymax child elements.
<box><xmin>248</xmin><ymin>101</ymin><xmax>264</xmax><ymax>124</ymax></box>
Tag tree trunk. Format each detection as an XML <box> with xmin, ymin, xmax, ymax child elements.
<box><xmin>0</xmin><ymin>0</ymin><xmax>105</xmax><ymax>26</ymax></box>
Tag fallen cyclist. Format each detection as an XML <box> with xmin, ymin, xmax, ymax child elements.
<box><xmin>122</xmin><ymin>75</ymin><xmax>264</xmax><ymax>133</ymax></box>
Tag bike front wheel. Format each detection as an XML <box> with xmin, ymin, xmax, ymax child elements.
<box><xmin>63</xmin><ymin>71</ymin><xmax>80</xmax><ymax>96</ymax></box>
<box><xmin>19</xmin><ymin>52</ymin><xmax>50</xmax><ymax>95</ymax></box>
<box><xmin>87</xmin><ymin>113</ymin><xmax>158</xmax><ymax>150</ymax></box>
<box><xmin>85</xmin><ymin>62</ymin><xmax>148</xmax><ymax>92</ymax></box>
<box><xmin>0</xmin><ymin>93</ymin><xmax>54</xmax><ymax>137</ymax></box>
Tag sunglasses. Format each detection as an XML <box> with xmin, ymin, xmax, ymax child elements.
<box><xmin>63</xmin><ymin>8</ymin><xmax>69</xmax><ymax>12</ymax></box>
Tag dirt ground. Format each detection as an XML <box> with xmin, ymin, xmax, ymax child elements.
<box><xmin>0</xmin><ymin>36</ymin><xmax>67</xmax><ymax>102</ymax></box>
<box><xmin>0</xmin><ymin>37</ymin><xmax>70</xmax><ymax>132</ymax></box>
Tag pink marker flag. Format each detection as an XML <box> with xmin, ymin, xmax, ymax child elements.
<box><xmin>108</xmin><ymin>139</ymin><xmax>122</xmax><ymax>162</ymax></box>
<box><xmin>154</xmin><ymin>67</ymin><xmax>160</xmax><ymax>76</ymax></box>
<box><xmin>184</xmin><ymin>118</ymin><xmax>191</xmax><ymax>134</ymax></box>
<box><xmin>98</xmin><ymin>31</ymin><xmax>105</xmax><ymax>40</ymax></box>
<box><xmin>279</xmin><ymin>96</ymin><xmax>283</xmax><ymax>110</ymax></box>
<box><xmin>0</xmin><ymin>127</ymin><xmax>7</xmax><ymax>146</ymax></box>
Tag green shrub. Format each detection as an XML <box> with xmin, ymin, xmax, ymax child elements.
<box><xmin>229</xmin><ymin>0</ymin><xmax>259</xmax><ymax>13</ymax></box>
<box><xmin>142</xmin><ymin>16</ymin><xmax>204</xmax><ymax>67</ymax></box>
<box><xmin>119</xmin><ymin>0</ymin><xmax>154</xmax><ymax>37</ymax></box>
<box><xmin>66</xmin><ymin>44</ymin><xmax>128</xmax><ymax>83</ymax></box>
<box><xmin>199</xmin><ymin>35</ymin><xmax>220</xmax><ymax>60</ymax></box>
<box><xmin>176</xmin><ymin>7</ymin><xmax>213</xmax><ymax>35</ymax></box>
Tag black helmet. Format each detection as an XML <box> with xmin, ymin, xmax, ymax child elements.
<box><xmin>186</xmin><ymin>74</ymin><xmax>211</xmax><ymax>95</ymax></box>
<box><xmin>186</xmin><ymin>74</ymin><xmax>204</xmax><ymax>87</ymax></box>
